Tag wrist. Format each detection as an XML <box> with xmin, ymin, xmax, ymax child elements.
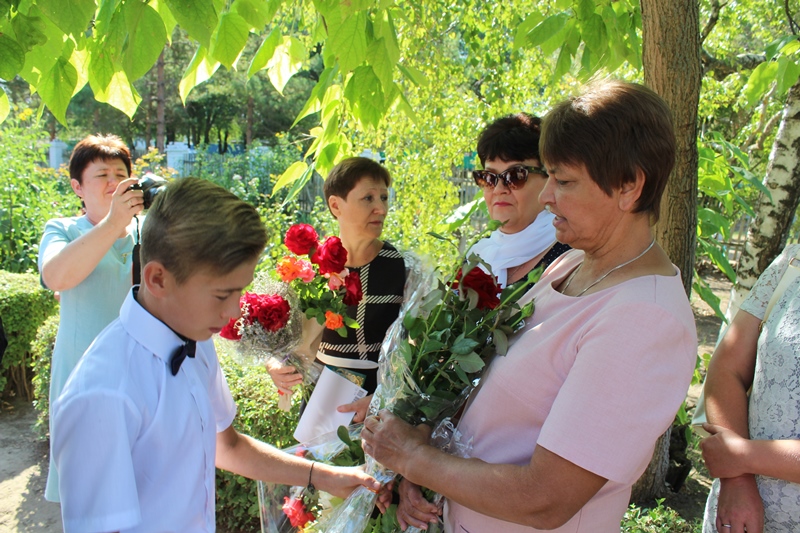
<box><xmin>401</xmin><ymin>441</ymin><xmax>434</xmax><ymax>485</ymax></box>
<box><xmin>720</xmin><ymin>473</ymin><xmax>756</xmax><ymax>488</ymax></box>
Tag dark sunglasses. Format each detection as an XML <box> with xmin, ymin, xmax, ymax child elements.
<box><xmin>472</xmin><ymin>165</ymin><xmax>549</xmax><ymax>190</ymax></box>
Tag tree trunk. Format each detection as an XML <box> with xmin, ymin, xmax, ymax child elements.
<box><xmin>156</xmin><ymin>50</ymin><xmax>166</xmax><ymax>153</ymax></box>
<box><xmin>144</xmin><ymin>97</ymin><xmax>152</xmax><ymax>149</ymax></box>
<box><xmin>725</xmin><ymin>78</ymin><xmax>800</xmax><ymax>321</ymax></box>
<box><xmin>246</xmin><ymin>94</ymin><xmax>254</xmax><ymax>148</ymax></box>
<box><xmin>636</xmin><ymin>0</ymin><xmax>701</xmax><ymax>502</ymax></box>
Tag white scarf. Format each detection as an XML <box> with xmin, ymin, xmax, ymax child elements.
<box><xmin>468</xmin><ymin>210</ymin><xmax>557</xmax><ymax>287</ymax></box>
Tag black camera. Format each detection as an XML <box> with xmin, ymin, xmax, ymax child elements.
<box><xmin>129</xmin><ymin>173</ymin><xmax>167</xmax><ymax>209</ymax></box>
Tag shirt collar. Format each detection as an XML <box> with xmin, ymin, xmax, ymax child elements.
<box><xmin>120</xmin><ymin>287</ymin><xmax>188</xmax><ymax>363</ymax></box>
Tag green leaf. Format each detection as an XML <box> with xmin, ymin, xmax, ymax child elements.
<box><xmin>328</xmin><ymin>12</ymin><xmax>367</xmax><ymax>72</ymax></box>
<box><xmin>493</xmin><ymin>329</ymin><xmax>509</xmax><ymax>356</ymax></box>
<box><xmin>366</xmin><ymin>37</ymin><xmax>395</xmax><ymax>93</ymax></box>
<box><xmin>179</xmin><ymin>46</ymin><xmax>221</xmax><ymax>103</ymax></box>
<box><xmin>38</xmin><ymin>0</ymin><xmax>95</xmax><ymax>36</ymax></box>
<box><xmin>93</xmin><ymin>69</ymin><xmax>141</xmax><ymax>119</ymax></box>
<box><xmin>232</xmin><ymin>0</ymin><xmax>279</xmax><ymax>30</ymax></box>
<box><xmin>151</xmin><ymin>0</ymin><xmax>178</xmax><ymax>41</ymax></box>
<box><xmin>163</xmin><ymin>0</ymin><xmax>218</xmax><ymax>49</ymax></box>
<box><xmin>344</xmin><ymin>65</ymin><xmax>384</xmax><ymax>128</ymax></box>
<box><xmin>375</xmin><ymin>10</ymin><xmax>400</xmax><ymax>63</ymax></box>
<box><xmin>692</xmin><ymin>273</ymin><xmax>725</xmax><ymax>321</ymax></box>
<box><xmin>248</xmin><ymin>28</ymin><xmax>281</xmax><ymax>78</ymax></box>
<box><xmin>122</xmin><ymin>2</ymin><xmax>168</xmax><ymax>81</ymax></box>
<box><xmin>0</xmin><ymin>88</ymin><xmax>9</xmax><ymax>124</ymax></box>
<box><xmin>316</xmin><ymin>141</ymin><xmax>340</xmax><ymax>172</ymax></box>
<box><xmin>397</xmin><ymin>63</ymin><xmax>428</xmax><ymax>87</ymax></box>
<box><xmin>525</xmin><ymin>13</ymin><xmax>569</xmax><ymax>48</ymax></box>
<box><xmin>439</xmin><ymin>196</ymin><xmax>484</xmax><ymax>233</ymax></box>
<box><xmin>38</xmin><ymin>56</ymin><xmax>78</xmax><ymax>125</ymax></box>
<box><xmin>582</xmin><ymin>14</ymin><xmax>608</xmax><ymax>55</ymax></box>
<box><xmin>267</xmin><ymin>36</ymin><xmax>307</xmax><ymax>94</ymax></box>
<box><xmin>465</xmin><ymin>287</ymin><xmax>478</xmax><ymax>310</ymax></box>
<box><xmin>0</xmin><ymin>34</ymin><xmax>25</xmax><ymax>80</ymax></box>
<box><xmin>89</xmin><ymin>51</ymin><xmax>116</xmax><ymax>95</ymax></box>
<box><xmin>453</xmin><ymin>364</ymin><xmax>471</xmax><ymax>387</ymax></box>
<box><xmin>777</xmin><ymin>57</ymin><xmax>800</xmax><ymax>96</ymax></box>
<box><xmin>273</xmin><ymin>161</ymin><xmax>309</xmax><ymax>193</ymax></box>
<box><xmin>454</xmin><ymin>351</ymin><xmax>484</xmax><ymax>373</ymax></box>
<box><xmin>514</xmin><ymin>12</ymin><xmax>543</xmax><ymax>49</ymax></box>
<box><xmin>744</xmin><ymin>62</ymin><xmax>780</xmax><ymax>106</ymax></box>
<box><xmin>17</xmin><ymin>6</ymin><xmax>65</xmax><ymax>87</ymax></box>
<box><xmin>576</xmin><ymin>0</ymin><xmax>595</xmax><ymax>20</ymax></box>
<box><xmin>450</xmin><ymin>334</ymin><xmax>479</xmax><ymax>355</ymax></box>
<box><xmin>11</xmin><ymin>11</ymin><xmax>49</xmax><ymax>52</ymax></box>
<box><xmin>209</xmin><ymin>12</ymin><xmax>251</xmax><ymax>70</ymax></box>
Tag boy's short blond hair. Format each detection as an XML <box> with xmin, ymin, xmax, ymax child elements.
<box><xmin>140</xmin><ymin>177</ymin><xmax>267</xmax><ymax>283</ymax></box>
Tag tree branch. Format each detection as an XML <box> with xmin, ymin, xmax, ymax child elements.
<box><xmin>701</xmin><ymin>48</ymin><xmax>766</xmax><ymax>80</ymax></box>
<box><xmin>700</xmin><ymin>0</ymin><xmax>726</xmax><ymax>45</ymax></box>
<box><xmin>786</xmin><ymin>0</ymin><xmax>799</xmax><ymax>35</ymax></box>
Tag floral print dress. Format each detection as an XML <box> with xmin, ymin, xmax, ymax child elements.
<box><xmin>703</xmin><ymin>244</ymin><xmax>800</xmax><ymax>532</ymax></box>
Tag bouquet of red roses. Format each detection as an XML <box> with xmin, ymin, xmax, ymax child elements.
<box><xmin>219</xmin><ymin>273</ymin><xmax>321</xmax><ymax>409</ymax></box>
<box><xmin>278</xmin><ymin>224</ymin><xmax>363</xmax><ymax>337</ymax></box>
<box><xmin>315</xmin><ymin>237</ymin><xmax>538</xmax><ymax>532</ymax></box>
<box><xmin>258</xmin><ymin>425</ymin><xmax>398</xmax><ymax>533</ymax></box>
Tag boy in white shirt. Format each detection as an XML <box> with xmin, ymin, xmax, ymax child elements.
<box><xmin>51</xmin><ymin>177</ymin><xmax>379</xmax><ymax>533</ymax></box>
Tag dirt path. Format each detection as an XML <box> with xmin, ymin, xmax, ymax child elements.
<box><xmin>0</xmin><ymin>399</ymin><xmax>62</xmax><ymax>533</ymax></box>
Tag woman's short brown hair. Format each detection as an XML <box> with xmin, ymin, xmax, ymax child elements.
<box><xmin>323</xmin><ymin>157</ymin><xmax>391</xmax><ymax>213</ymax></box>
<box><xmin>69</xmin><ymin>134</ymin><xmax>132</xmax><ymax>183</ymax></box>
<box><xmin>540</xmin><ymin>80</ymin><xmax>675</xmax><ymax>221</ymax></box>
<box><xmin>476</xmin><ymin>113</ymin><xmax>542</xmax><ymax>167</ymax></box>
<box><xmin>141</xmin><ymin>177</ymin><xmax>267</xmax><ymax>284</ymax></box>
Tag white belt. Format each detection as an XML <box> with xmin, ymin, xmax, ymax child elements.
<box><xmin>316</xmin><ymin>351</ymin><xmax>378</xmax><ymax>370</ymax></box>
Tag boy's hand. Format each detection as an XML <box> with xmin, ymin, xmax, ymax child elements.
<box><xmin>315</xmin><ymin>464</ymin><xmax>381</xmax><ymax>499</ymax></box>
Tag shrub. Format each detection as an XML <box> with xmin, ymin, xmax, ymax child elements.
<box><xmin>31</xmin><ymin>314</ymin><xmax>59</xmax><ymax>437</ymax></box>
<box><xmin>215</xmin><ymin>339</ymin><xmax>300</xmax><ymax>533</ymax></box>
<box><xmin>622</xmin><ymin>499</ymin><xmax>700</xmax><ymax>532</ymax></box>
<box><xmin>0</xmin><ymin>110</ymin><xmax>80</xmax><ymax>273</ymax></box>
<box><xmin>0</xmin><ymin>270</ymin><xmax>58</xmax><ymax>398</ymax></box>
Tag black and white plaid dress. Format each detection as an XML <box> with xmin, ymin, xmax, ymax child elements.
<box><xmin>316</xmin><ymin>241</ymin><xmax>405</xmax><ymax>393</ymax></box>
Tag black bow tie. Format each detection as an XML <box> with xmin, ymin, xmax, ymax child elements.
<box><xmin>170</xmin><ymin>339</ymin><xmax>196</xmax><ymax>376</ymax></box>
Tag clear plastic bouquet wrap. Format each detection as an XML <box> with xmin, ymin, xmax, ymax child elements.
<box><xmin>257</xmin><ymin>424</ymin><xmax>395</xmax><ymax>533</ymax></box>
<box><xmin>313</xmin><ymin>249</ymin><xmax>538</xmax><ymax>532</ymax></box>
<box><xmin>219</xmin><ymin>272</ymin><xmax>321</xmax><ymax>410</ymax></box>
<box><xmin>404</xmin><ymin>419</ymin><xmax>474</xmax><ymax>533</ymax></box>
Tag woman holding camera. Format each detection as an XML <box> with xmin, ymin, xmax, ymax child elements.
<box><xmin>39</xmin><ymin>134</ymin><xmax>144</xmax><ymax>502</ymax></box>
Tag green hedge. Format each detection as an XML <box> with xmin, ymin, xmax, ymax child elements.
<box><xmin>215</xmin><ymin>339</ymin><xmax>300</xmax><ymax>533</ymax></box>
<box><xmin>0</xmin><ymin>270</ymin><xmax>58</xmax><ymax>399</ymax></box>
<box><xmin>31</xmin><ymin>314</ymin><xmax>59</xmax><ymax>436</ymax></box>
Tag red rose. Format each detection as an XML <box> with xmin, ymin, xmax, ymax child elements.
<box><xmin>240</xmin><ymin>292</ymin><xmax>261</xmax><ymax>325</ymax></box>
<box><xmin>282</xmin><ymin>496</ymin><xmax>315</xmax><ymax>528</ymax></box>
<box><xmin>343</xmin><ymin>271</ymin><xmax>363</xmax><ymax>306</ymax></box>
<box><xmin>284</xmin><ymin>224</ymin><xmax>319</xmax><ymax>255</ymax></box>
<box><xmin>253</xmin><ymin>294</ymin><xmax>291</xmax><ymax>332</ymax></box>
<box><xmin>219</xmin><ymin>318</ymin><xmax>241</xmax><ymax>340</ymax></box>
<box><xmin>311</xmin><ymin>236</ymin><xmax>348</xmax><ymax>275</ymax></box>
<box><xmin>454</xmin><ymin>267</ymin><xmax>501</xmax><ymax>310</ymax></box>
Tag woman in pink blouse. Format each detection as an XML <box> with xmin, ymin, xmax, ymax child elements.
<box><xmin>362</xmin><ymin>80</ymin><xmax>698</xmax><ymax>532</ymax></box>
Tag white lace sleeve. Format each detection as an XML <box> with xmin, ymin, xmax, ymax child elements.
<box><xmin>740</xmin><ymin>244</ymin><xmax>800</xmax><ymax>320</ymax></box>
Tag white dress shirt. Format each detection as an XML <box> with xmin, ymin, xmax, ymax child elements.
<box><xmin>52</xmin><ymin>288</ymin><xmax>237</xmax><ymax>533</ymax></box>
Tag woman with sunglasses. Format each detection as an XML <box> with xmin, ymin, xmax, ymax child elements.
<box><xmin>468</xmin><ymin>113</ymin><xmax>570</xmax><ymax>289</ymax></box>
<box><xmin>388</xmin><ymin>113</ymin><xmax>572</xmax><ymax>530</ymax></box>
<box><xmin>364</xmin><ymin>81</ymin><xmax>697</xmax><ymax>532</ymax></box>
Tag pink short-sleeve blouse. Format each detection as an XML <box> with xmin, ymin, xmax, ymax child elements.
<box><xmin>445</xmin><ymin>250</ymin><xmax>697</xmax><ymax>533</ymax></box>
